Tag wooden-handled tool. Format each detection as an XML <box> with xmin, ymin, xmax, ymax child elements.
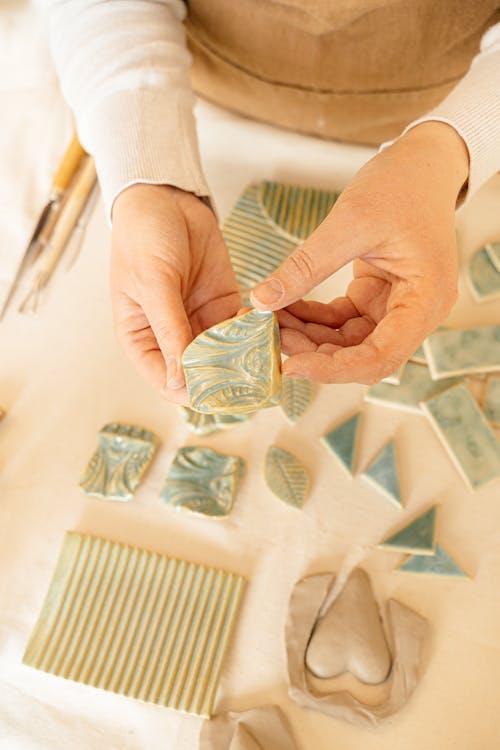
<box><xmin>19</xmin><ymin>155</ymin><xmax>97</xmax><ymax>315</ymax></box>
<box><xmin>0</xmin><ymin>134</ymin><xmax>86</xmax><ymax>320</ymax></box>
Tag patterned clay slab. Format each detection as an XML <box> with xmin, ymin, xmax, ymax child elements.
<box><xmin>280</xmin><ymin>377</ymin><xmax>314</xmax><ymax>422</ymax></box>
<box><xmin>160</xmin><ymin>446</ymin><xmax>245</xmax><ymax>517</ymax></box>
<box><xmin>79</xmin><ymin>423</ymin><xmax>158</xmax><ymax>500</ymax></box>
<box><xmin>264</xmin><ymin>446</ymin><xmax>309</xmax><ymax>508</ymax></box>
<box><xmin>378</xmin><ymin>506</ymin><xmax>437</xmax><ymax>555</ymax></box>
<box><xmin>321</xmin><ymin>413</ymin><xmax>361</xmax><ymax>477</ymax></box>
<box><xmin>361</xmin><ymin>441</ymin><xmax>402</xmax><ymax>508</ymax></box>
<box><xmin>423</xmin><ymin>326</ymin><xmax>500</xmax><ymax>380</ymax></box>
<box><xmin>182</xmin><ymin>309</ymin><xmax>282</xmax><ymax>414</ymax></box>
<box><xmin>467</xmin><ymin>247</ymin><xmax>500</xmax><ymax>303</ymax></box>
<box><xmin>485</xmin><ymin>241</ymin><xmax>500</xmax><ymax>273</ymax></box>
<box><xmin>397</xmin><ymin>544</ymin><xmax>469</xmax><ymax>579</ymax></box>
<box><xmin>485</xmin><ymin>376</ymin><xmax>500</xmax><ymax>426</ymax></box>
<box><xmin>23</xmin><ymin>532</ymin><xmax>246</xmax><ymax>717</ymax></box>
<box><xmin>222</xmin><ymin>181</ymin><xmax>339</xmax><ymax>291</ymax></box>
<box><xmin>365</xmin><ymin>362</ymin><xmax>462</xmax><ymax>415</ymax></box>
<box><xmin>422</xmin><ymin>384</ymin><xmax>500</xmax><ymax>490</ymax></box>
<box><xmin>180</xmin><ymin>407</ymin><xmax>251</xmax><ymax>436</ymax></box>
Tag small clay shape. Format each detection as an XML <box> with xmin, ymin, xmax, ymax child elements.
<box><xmin>305</xmin><ymin>568</ymin><xmax>392</xmax><ymax>684</ymax></box>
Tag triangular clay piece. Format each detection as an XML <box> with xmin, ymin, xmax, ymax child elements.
<box><xmin>397</xmin><ymin>544</ymin><xmax>469</xmax><ymax>579</ymax></box>
<box><xmin>321</xmin><ymin>413</ymin><xmax>360</xmax><ymax>476</ymax></box>
<box><xmin>230</xmin><ymin>725</ymin><xmax>265</xmax><ymax>750</ymax></box>
<box><xmin>305</xmin><ymin>568</ymin><xmax>392</xmax><ymax>685</ymax></box>
<box><xmin>378</xmin><ymin>506</ymin><xmax>437</xmax><ymax>556</ymax></box>
<box><xmin>361</xmin><ymin>441</ymin><xmax>402</xmax><ymax>508</ymax></box>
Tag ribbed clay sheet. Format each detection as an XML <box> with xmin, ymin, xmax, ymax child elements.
<box><xmin>23</xmin><ymin>532</ymin><xmax>246</xmax><ymax>717</ymax></box>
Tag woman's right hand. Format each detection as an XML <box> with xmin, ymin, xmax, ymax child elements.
<box><xmin>110</xmin><ymin>184</ymin><xmax>241</xmax><ymax>403</ymax></box>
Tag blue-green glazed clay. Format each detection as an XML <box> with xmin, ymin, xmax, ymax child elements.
<box><xmin>161</xmin><ymin>446</ymin><xmax>244</xmax><ymax>517</ymax></box>
<box><xmin>423</xmin><ymin>384</ymin><xmax>500</xmax><ymax>489</ymax></box>
<box><xmin>80</xmin><ymin>423</ymin><xmax>158</xmax><ymax>500</ymax></box>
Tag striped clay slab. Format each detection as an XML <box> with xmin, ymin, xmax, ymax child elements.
<box><xmin>222</xmin><ymin>181</ymin><xmax>339</xmax><ymax>291</ymax></box>
<box><xmin>23</xmin><ymin>532</ymin><xmax>246</xmax><ymax>717</ymax></box>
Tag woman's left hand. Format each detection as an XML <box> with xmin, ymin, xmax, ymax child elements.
<box><xmin>250</xmin><ymin>122</ymin><xmax>469</xmax><ymax>384</ymax></box>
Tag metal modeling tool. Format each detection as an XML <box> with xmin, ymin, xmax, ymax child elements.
<box><xmin>0</xmin><ymin>134</ymin><xmax>85</xmax><ymax>320</ymax></box>
<box><xmin>19</xmin><ymin>156</ymin><xmax>97</xmax><ymax>315</ymax></box>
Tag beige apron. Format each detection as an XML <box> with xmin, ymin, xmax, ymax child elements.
<box><xmin>185</xmin><ymin>0</ymin><xmax>499</xmax><ymax>145</ymax></box>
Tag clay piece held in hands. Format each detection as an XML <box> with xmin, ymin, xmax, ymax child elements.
<box><xmin>182</xmin><ymin>309</ymin><xmax>282</xmax><ymax>414</ymax></box>
<box><xmin>79</xmin><ymin>422</ymin><xmax>158</xmax><ymax>500</ymax></box>
<box><xmin>305</xmin><ymin>568</ymin><xmax>392</xmax><ymax>684</ymax></box>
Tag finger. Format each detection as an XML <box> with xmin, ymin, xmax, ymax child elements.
<box><xmin>140</xmin><ymin>274</ymin><xmax>193</xmax><ymax>390</ymax></box>
<box><xmin>283</xmin><ymin>303</ymin><xmax>426</xmax><ymax>384</ymax></box>
<box><xmin>250</xmin><ymin>206</ymin><xmax>361</xmax><ymax>310</ymax></box>
<box><xmin>189</xmin><ymin>292</ymin><xmax>243</xmax><ymax>337</ymax></box>
<box><xmin>280</xmin><ymin>328</ymin><xmax>320</xmax><ymax>355</ymax></box>
<box><xmin>284</xmin><ymin>297</ymin><xmax>359</xmax><ymax>327</ymax></box>
<box><xmin>278</xmin><ymin>309</ymin><xmax>375</xmax><ymax>349</ymax></box>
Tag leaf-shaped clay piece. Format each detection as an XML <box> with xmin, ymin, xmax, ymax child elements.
<box><xmin>305</xmin><ymin>568</ymin><xmax>392</xmax><ymax>684</ymax></box>
<box><xmin>280</xmin><ymin>377</ymin><xmax>314</xmax><ymax>422</ymax></box>
<box><xmin>160</xmin><ymin>446</ymin><xmax>245</xmax><ymax>517</ymax></box>
<box><xmin>264</xmin><ymin>446</ymin><xmax>309</xmax><ymax>508</ymax></box>
<box><xmin>182</xmin><ymin>309</ymin><xmax>282</xmax><ymax>414</ymax></box>
<box><xmin>179</xmin><ymin>406</ymin><xmax>251</xmax><ymax>435</ymax></box>
<box><xmin>79</xmin><ymin>423</ymin><xmax>158</xmax><ymax>500</ymax></box>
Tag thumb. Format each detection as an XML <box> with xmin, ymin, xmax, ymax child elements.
<box><xmin>249</xmin><ymin>212</ymin><xmax>357</xmax><ymax>310</ymax></box>
<box><xmin>141</xmin><ymin>275</ymin><xmax>192</xmax><ymax>391</ymax></box>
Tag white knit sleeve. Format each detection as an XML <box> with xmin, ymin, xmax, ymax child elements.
<box><xmin>44</xmin><ymin>0</ymin><xmax>210</xmax><ymax>220</ymax></box>
<box><xmin>388</xmin><ymin>21</ymin><xmax>500</xmax><ymax>201</ymax></box>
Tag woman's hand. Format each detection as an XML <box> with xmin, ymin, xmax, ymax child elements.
<box><xmin>111</xmin><ymin>184</ymin><xmax>241</xmax><ymax>402</ymax></box>
<box><xmin>250</xmin><ymin>122</ymin><xmax>469</xmax><ymax>384</ymax></box>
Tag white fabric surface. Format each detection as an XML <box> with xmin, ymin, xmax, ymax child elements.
<box><xmin>2</xmin><ymin>4</ymin><xmax>500</xmax><ymax>749</ymax></box>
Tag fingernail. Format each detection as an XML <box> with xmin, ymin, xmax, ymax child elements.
<box><xmin>165</xmin><ymin>356</ymin><xmax>185</xmax><ymax>390</ymax></box>
<box><xmin>251</xmin><ymin>278</ymin><xmax>284</xmax><ymax>307</ymax></box>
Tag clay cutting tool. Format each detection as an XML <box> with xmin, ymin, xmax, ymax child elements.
<box><xmin>19</xmin><ymin>155</ymin><xmax>97</xmax><ymax>315</ymax></box>
<box><xmin>0</xmin><ymin>133</ymin><xmax>85</xmax><ymax>320</ymax></box>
